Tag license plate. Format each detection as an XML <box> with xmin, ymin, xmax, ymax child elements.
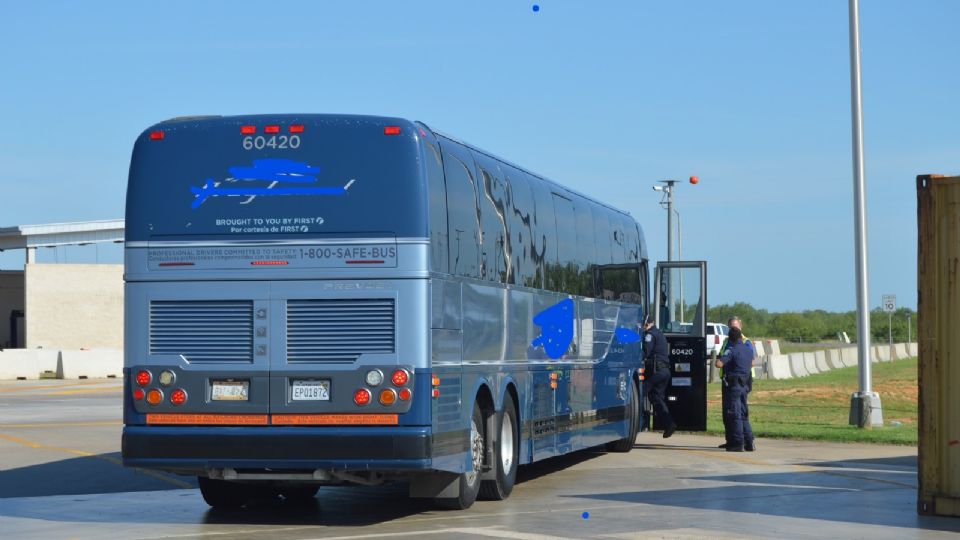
<box><xmin>292</xmin><ymin>380</ymin><xmax>330</xmax><ymax>401</ymax></box>
<box><xmin>212</xmin><ymin>381</ymin><xmax>249</xmax><ymax>401</ymax></box>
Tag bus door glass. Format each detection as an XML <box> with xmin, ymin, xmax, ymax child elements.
<box><xmin>653</xmin><ymin>261</ymin><xmax>708</xmax><ymax>431</ymax></box>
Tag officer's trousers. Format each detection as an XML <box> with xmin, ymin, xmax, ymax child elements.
<box><xmin>644</xmin><ymin>367</ymin><xmax>675</xmax><ymax>430</ymax></box>
<box><xmin>722</xmin><ymin>377</ymin><xmax>754</xmax><ymax>448</ymax></box>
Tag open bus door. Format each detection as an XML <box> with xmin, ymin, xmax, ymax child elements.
<box><xmin>653</xmin><ymin>261</ymin><xmax>708</xmax><ymax>431</ymax></box>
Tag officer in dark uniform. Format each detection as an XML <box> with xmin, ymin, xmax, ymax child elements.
<box><xmin>642</xmin><ymin>314</ymin><xmax>676</xmax><ymax>438</ymax></box>
<box><xmin>715</xmin><ymin>327</ymin><xmax>755</xmax><ymax>451</ymax></box>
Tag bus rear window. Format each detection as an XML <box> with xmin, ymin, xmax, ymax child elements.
<box><xmin>126</xmin><ymin>117</ymin><xmax>427</xmax><ymax>242</ymax></box>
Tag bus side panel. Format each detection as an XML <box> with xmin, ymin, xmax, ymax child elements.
<box><xmin>429</xmin><ymin>277</ymin><xmax>467</xmax><ymax>473</ymax></box>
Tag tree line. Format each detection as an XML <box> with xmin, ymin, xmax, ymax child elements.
<box><xmin>707</xmin><ymin>302</ymin><xmax>917</xmax><ymax>343</ymax></box>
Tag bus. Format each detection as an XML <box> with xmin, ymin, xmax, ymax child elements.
<box><xmin>122</xmin><ymin>114</ymin><xmax>651</xmax><ymax>510</ymax></box>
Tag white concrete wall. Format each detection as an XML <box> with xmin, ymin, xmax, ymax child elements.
<box><xmin>0</xmin><ymin>271</ymin><xmax>25</xmax><ymax>348</ymax></box>
<box><xmin>24</xmin><ymin>264</ymin><xmax>123</xmax><ymax>350</ymax></box>
<box><xmin>0</xmin><ymin>349</ymin><xmax>59</xmax><ymax>379</ymax></box>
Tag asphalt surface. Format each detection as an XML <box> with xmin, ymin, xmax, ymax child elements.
<box><xmin>1</xmin><ymin>379</ymin><xmax>958</xmax><ymax>539</ymax></box>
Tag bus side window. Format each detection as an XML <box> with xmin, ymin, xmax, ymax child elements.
<box><xmin>592</xmin><ymin>206</ymin><xmax>613</xmax><ymax>275</ymax></box>
<box><xmin>439</xmin><ymin>140</ymin><xmax>481</xmax><ymax>279</ymax></box>
<box><xmin>529</xmin><ymin>176</ymin><xmax>557</xmax><ymax>291</ymax></box>
<box><xmin>472</xmin><ymin>152</ymin><xmax>511</xmax><ymax>284</ymax></box>
<box><xmin>552</xmin><ymin>193</ymin><xmax>577</xmax><ymax>294</ymax></box>
<box><xmin>573</xmin><ymin>195</ymin><xmax>597</xmax><ymax>297</ymax></box>
<box><xmin>423</xmin><ymin>137</ymin><xmax>449</xmax><ymax>274</ymax></box>
<box><xmin>503</xmin><ymin>165</ymin><xmax>538</xmax><ymax>288</ymax></box>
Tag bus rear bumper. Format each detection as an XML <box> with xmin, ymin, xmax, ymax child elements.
<box><xmin>122</xmin><ymin>425</ymin><xmax>433</xmax><ymax>473</ymax></box>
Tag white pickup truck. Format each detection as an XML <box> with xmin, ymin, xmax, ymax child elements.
<box><xmin>706</xmin><ymin>322</ymin><xmax>730</xmax><ymax>358</ymax></box>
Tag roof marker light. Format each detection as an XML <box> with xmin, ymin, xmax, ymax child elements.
<box><xmin>289</xmin><ymin>124</ymin><xmax>305</xmax><ymax>133</ymax></box>
<box><xmin>384</xmin><ymin>126</ymin><xmax>401</xmax><ymax>136</ymax></box>
<box><xmin>264</xmin><ymin>125</ymin><xmax>281</xmax><ymax>134</ymax></box>
<box><xmin>241</xmin><ymin>125</ymin><xmax>256</xmax><ymax>134</ymax></box>
<box><xmin>149</xmin><ymin>130</ymin><xmax>165</xmax><ymax>141</ymax></box>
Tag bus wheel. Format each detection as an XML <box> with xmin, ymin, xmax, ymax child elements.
<box><xmin>480</xmin><ymin>393</ymin><xmax>519</xmax><ymax>500</ymax></box>
<box><xmin>435</xmin><ymin>402</ymin><xmax>484</xmax><ymax>510</ymax></box>
<box><xmin>198</xmin><ymin>477</ymin><xmax>250</xmax><ymax>509</ymax></box>
<box><xmin>606</xmin><ymin>381</ymin><xmax>639</xmax><ymax>452</ymax></box>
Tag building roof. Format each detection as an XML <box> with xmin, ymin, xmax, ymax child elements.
<box><xmin>0</xmin><ymin>220</ymin><xmax>125</xmax><ymax>250</ymax></box>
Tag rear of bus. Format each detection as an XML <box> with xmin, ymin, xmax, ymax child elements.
<box><xmin>121</xmin><ymin>115</ymin><xmax>435</xmax><ymax>496</ymax></box>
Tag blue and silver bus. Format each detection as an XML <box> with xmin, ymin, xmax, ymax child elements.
<box><xmin>122</xmin><ymin>114</ymin><xmax>653</xmax><ymax>509</ymax></box>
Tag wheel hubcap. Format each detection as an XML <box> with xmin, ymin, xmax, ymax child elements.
<box><xmin>501</xmin><ymin>412</ymin><xmax>514</xmax><ymax>472</ymax></box>
<box><xmin>467</xmin><ymin>417</ymin><xmax>483</xmax><ymax>485</ymax></box>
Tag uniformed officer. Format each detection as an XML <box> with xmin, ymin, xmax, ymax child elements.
<box><xmin>717</xmin><ymin>316</ymin><xmax>757</xmax><ymax>450</ymax></box>
<box><xmin>715</xmin><ymin>327</ymin><xmax>755</xmax><ymax>452</ymax></box>
<box><xmin>642</xmin><ymin>314</ymin><xmax>676</xmax><ymax>438</ymax></box>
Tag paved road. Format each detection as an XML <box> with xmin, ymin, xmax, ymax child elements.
<box><xmin>1</xmin><ymin>379</ymin><xmax>957</xmax><ymax>539</ymax></box>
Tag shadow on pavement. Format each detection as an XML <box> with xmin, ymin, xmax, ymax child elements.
<box><xmin>0</xmin><ymin>452</ymin><xmax>195</xmax><ymax>498</ymax></box>
<box><xmin>564</xmin><ymin>456</ymin><xmax>960</xmax><ymax>533</ymax></box>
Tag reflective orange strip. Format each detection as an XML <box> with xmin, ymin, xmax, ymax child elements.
<box><xmin>271</xmin><ymin>414</ymin><xmax>398</xmax><ymax>426</ymax></box>
<box><xmin>146</xmin><ymin>414</ymin><xmax>268</xmax><ymax>425</ymax></box>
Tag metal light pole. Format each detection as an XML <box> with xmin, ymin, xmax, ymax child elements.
<box><xmin>653</xmin><ymin>180</ymin><xmax>678</xmax><ymax>262</ymax></box>
<box><xmin>847</xmin><ymin>0</ymin><xmax>883</xmax><ymax>427</ymax></box>
<box><xmin>675</xmin><ymin>208</ymin><xmax>684</xmax><ymax>323</ymax></box>
<box><xmin>907</xmin><ymin>314</ymin><xmax>912</xmax><ymax>343</ymax></box>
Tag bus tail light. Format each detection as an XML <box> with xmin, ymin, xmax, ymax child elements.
<box><xmin>146</xmin><ymin>389</ymin><xmax>163</xmax><ymax>406</ymax></box>
<box><xmin>149</xmin><ymin>130</ymin><xmax>164</xmax><ymax>141</ymax></box>
<box><xmin>353</xmin><ymin>388</ymin><xmax>371</xmax><ymax>406</ymax></box>
<box><xmin>133</xmin><ymin>388</ymin><xmax>145</xmax><ymax>401</ymax></box>
<box><xmin>398</xmin><ymin>388</ymin><xmax>412</xmax><ymax>401</ymax></box>
<box><xmin>379</xmin><ymin>388</ymin><xmax>397</xmax><ymax>406</ymax></box>
<box><xmin>715</xmin><ymin>335</ymin><xmax>720</xmax><ymax>345</ymax></box>
<box><xmin>136</xmin><ymin>370</ymin><xmax>152</xmax><ymax>387</ymax></box>
<box><xmin>431</xmin><ymin>374</ymin><xmax>440</xmax><ymax>398</ymax></box>
<box><xmin>391</xmin><ymin>369</ymin><xmax>409</xmax><ymax>387</ymax></box>
<box><xmin>384</xmin><ymin>126</ymin><xmax>401</xmax><ymax>136</ymax></box>
<box><xmin>170</xmin><ymin>389</ymin><xmax>187</xmax><ymax>406</ymax></box>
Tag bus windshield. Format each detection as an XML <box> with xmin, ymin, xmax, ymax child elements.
<box><xmin>125</xmin><ymin>116</ymin><xmax>427</xmax><ymax>242</ymax></box>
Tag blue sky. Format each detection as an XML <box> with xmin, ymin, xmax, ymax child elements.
<box><xmin>0</xmin><ymin>1</ymin><xmax>956</xmax><ymax>311</ymax></box>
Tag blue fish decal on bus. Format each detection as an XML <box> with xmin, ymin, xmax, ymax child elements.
<box><xmin>614</xmin><ymin>327</ymin><xmax>641</xmax><ymax>344</ymax></box>
<box><xmin>531</xmin><ymin>298</ymin><xmax>575</xmax><ymax>359</ymax></box>
<box><xmin>190</xmin><ymin>158</ymin><xmax>355</xmax><ymax>209</ymax></box>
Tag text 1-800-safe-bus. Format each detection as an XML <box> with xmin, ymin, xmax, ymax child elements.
<box><xmin>122</xmin><ymin>114</ymin><xmax>650</xmax><ymax>509</ymax></box>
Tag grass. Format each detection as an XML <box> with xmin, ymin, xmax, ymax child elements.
<box><xmin>705</xmin><ymin>358</ymin><xmax>918</xmax><ymax>445</ymax></box>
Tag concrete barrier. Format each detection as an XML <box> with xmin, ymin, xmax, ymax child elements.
<box><xmin>873</xmin><ymin>345</ymin><xmax>891</xmax><ymax>363</ymax></box>
<box><xmin>789</xmin><ymin>353</ymin><xmax>809</xmax><ymax>377</ymax></box>
<box><xmin>840</xmin><ymin>346</ymin><xmax>858</xmax><ymax>367</ymax></box>
<box><xmin>802</xmin><ymin>352</ymin><xmax>819</xmax><ymax>375</ymax></box>
<box><xmin>767</xmin><ymin>354</ymin><xmax>793</xmax><ymax>380</ymax></box>
<box><xmin>766</xmin><ymin>340</ymin><xmax>782</xmax><ymax>356</ymax></box>
<box><xmin>58</xmin><ymin>349</ymin><xmax>123</xmax><ymax>379</ymax></box>
<box><xmin>814</xmin><ymin>350</ymin><xmax>829</xmax><ymax>372</ymax></box>
<box><xmin>752</xmin><ymin>340</ymin><xmax>767</xmax><ymax>356</ymax></box>
<box><xmin>893</xmin><ymin>343</ymin><xmax>908</xmax><ymax>360</ymax></box>
<box><xmin>826</xmin><ymin>349</ymin><xmax>845</xmax><ymax>370</ymax></box>
<box><xmin>0</xmin><ymin>349</ymin><xmax>60</xmax><ymax>380</ymax></box>
<box><xmin>908</xmin><ymin>342</ymin><xmax>918</xmax><ymax>357</ymax></box>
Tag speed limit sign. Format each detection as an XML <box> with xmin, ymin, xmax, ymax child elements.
<box><xmin>882</xmin><ymin>294</ymin><xmax>896</xmax><ymax>313</ymax></box>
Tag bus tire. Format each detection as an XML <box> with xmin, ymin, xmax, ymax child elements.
<box><xmin>198</xmin><ymin>477</ymin><xmax>250</xmax><ymax>509</ymax></box>
<box><xmin>435</xmin><ymin>402</ymin><xmax>484</xmax><ymax>510</ymax></box>
<box><xmin>479</xmin><ymin>393</ymin><xmax>519</xmax><ymax>500</ymax></box>
<box><xmin>606</xmin><ymin>381</ymin><xmax>639</xmax><ymax>452</ymax></box>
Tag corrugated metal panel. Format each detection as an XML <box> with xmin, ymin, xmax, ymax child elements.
<box><xmin>149</xmin><ymin>301</ymin><xmax>254</xmax><ymax>362</ymax></box>
<box><xmin>917</xmin><ymin>174</ymin><xmax>960</xmax><ymax>517</ymax></box>
<box><xmin>286</xmin><ymin>299</ymin><xmax>395</xmax><ymax>363</ymax></box>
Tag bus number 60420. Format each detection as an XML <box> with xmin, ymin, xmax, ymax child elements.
<box><xmin>242</xmin><ymin>135</ymin><xmax>300</xmax><ymax>150</ymax></box>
